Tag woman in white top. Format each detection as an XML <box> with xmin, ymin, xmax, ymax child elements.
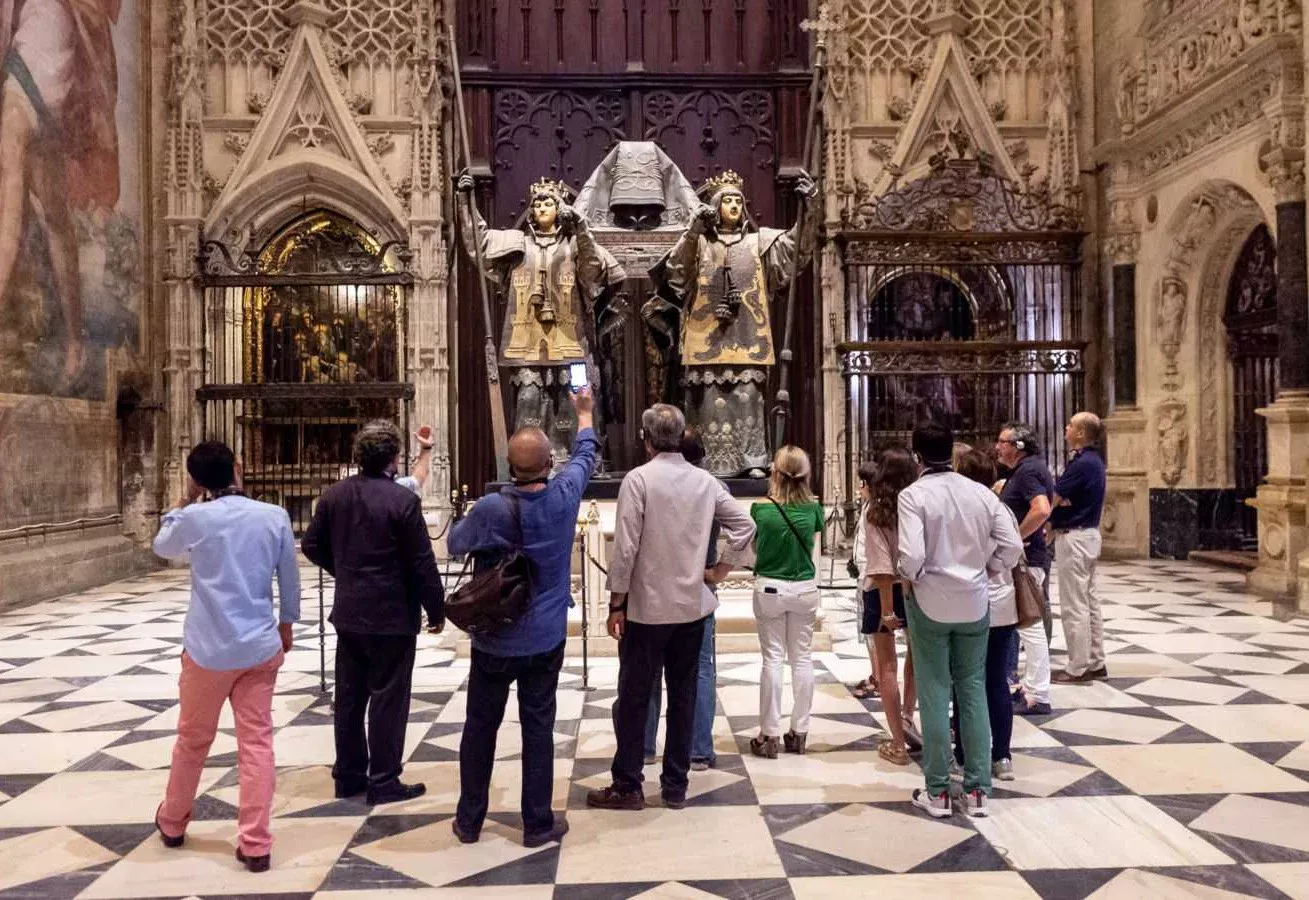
<box><xmin>863</xmin><ymin>447</ymin><xmax>919</xmax><ymax>766</ymax></box>
<box><xmin>849</xmin><ymin>462</ymin><xmax>880</xmax><ymax>699</ymax></box>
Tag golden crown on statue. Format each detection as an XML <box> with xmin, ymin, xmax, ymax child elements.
<box><xmin>698</xmin><ymin>169</ymin><xmax>745</xmax><ymax>196</ymax></box>
<box><xmin>528</xmin><ymin>177</ymin><xmax>570</xmax><ymax>200</ymax></box>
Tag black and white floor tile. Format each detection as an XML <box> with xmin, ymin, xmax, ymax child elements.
<box><xmin>1</xmin><ymin>560</ymin><xmax>1309</xmax><ymax>898</ymax></box>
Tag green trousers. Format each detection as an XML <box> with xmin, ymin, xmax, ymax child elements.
<box><xmin>906</xmin><ymin>595</ymin><xmax>992</xmax><ymax>797</ymax></box>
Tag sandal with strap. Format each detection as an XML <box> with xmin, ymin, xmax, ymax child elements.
<box><xmin>878</xmin><ymin>740</ymin><xmax>911</xmax><ymax>766</ymax></box>
<box><xmin>750</xmin><ymin>735</ymin><xmax>780</xmax><ymax>759</ymax></box>
<box><xmin>851</xmin><ymin>678</ymin><xmax>879</xmax><ymax>699</ymax></box>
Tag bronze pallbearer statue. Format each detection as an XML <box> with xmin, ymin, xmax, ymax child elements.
<box><xmin>647</xmin><ymin>170</ymin><xmax>816</xmax><ymax>477</ymax></box>
<box><xmin>455</xmin><ymin>173</ymin><xmax>626</xmax><ymax>466</ymax></box>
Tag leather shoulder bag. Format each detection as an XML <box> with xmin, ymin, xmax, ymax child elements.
<box><xmin>446</xmin><ymin>493</ymin><xmax>535</xmax><ymax>635</ymax></box>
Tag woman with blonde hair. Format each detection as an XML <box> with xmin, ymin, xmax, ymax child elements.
<box><xmin>750</xmin><ymin>445</ymin><xmax>825</xmax><ymax>758</ymax></box>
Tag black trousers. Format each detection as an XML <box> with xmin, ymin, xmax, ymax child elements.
<box><xmin>612</xmin><ymin>616</ymin><xmax>708</xmax><ymax>797</ymax></box>
<box><xmin>954</xmin><ymin>624</ymin><xmax>1017</xmax><ymax>765</ymax></box>
<box><xmin>333</xmin><ymin>631</ymin><xmax>417</xmax><ymax>790</ymax></box>
<box><xmin>456</xmin><ymin>641</ymin><xmax>565</xmax><ymax>836</ymax></box>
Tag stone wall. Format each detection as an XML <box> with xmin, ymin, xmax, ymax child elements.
<box><xmin>0</xmin><ymin>0</ymin><xmax>153</xmax><ymax>605</ymax></box>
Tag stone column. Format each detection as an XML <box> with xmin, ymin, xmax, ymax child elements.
<box><xmin>1102</xmin><ymin>231</ymin><xmax>1149</xmax><ymax>557</ymax></box>
<box><xmin>1250</xmin><ymin>147</ymin><xmax>1309</xmax><ymax>607</ymax></box>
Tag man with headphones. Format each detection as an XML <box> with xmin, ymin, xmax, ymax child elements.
<box><xmin>995</xmin><ymin>423</ymin><xmax>1055</xmax><ymax>712</ymax></box>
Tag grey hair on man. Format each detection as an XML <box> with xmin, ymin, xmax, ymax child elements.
<box><xmin>1001</xmin><ymin>420</ymin><xmax>1042</xmax><ymax>458</ymax></box>
<box><xmin>642</xmin><ymin>404</ymin><xmax>686</xmax><ymax>453</ymax></box>
<box><xmin>354</xmin><ymin>420</ymin><xmax>403</xmax><ymax>476</ymax></box>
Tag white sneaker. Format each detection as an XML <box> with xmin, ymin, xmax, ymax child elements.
<box><xmin>912</xmin><ymin>788</ymin><xmax>952</xmax><ymax>819</ymax></box>
<box><xmin>993</xmin><ymin>758</ymin><xmax>1015</xmax><ymax>781</ymax></box>
<box><xmin>964</xmin><ymin>789</ymin><xmax>989</xmax><ymax>818</ymax></box>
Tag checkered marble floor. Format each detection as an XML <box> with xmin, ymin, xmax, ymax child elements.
<box><xmin>3</xmin><ymin>560</ymin><xmax>1309</xmax><ymax>899</ymax></box>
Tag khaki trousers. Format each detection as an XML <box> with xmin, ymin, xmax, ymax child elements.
<box><xmin>1055</xmin><ymin>528</ymin><xmax>1104</xmax><ymax>677</ymax></box>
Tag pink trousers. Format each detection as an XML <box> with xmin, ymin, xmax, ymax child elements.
<box><xmin>159</xmin><ymin>649</ymin><xmax>283</xmax><ymax>856</ymax></box>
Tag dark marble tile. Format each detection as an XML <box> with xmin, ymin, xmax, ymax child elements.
<box><xmin>1186</xmin><ymin>829</ymin><xmax>1309</xmax><ymax>865</ymax></box>
<box><xmin>551</xmin><ymin>884</ymin><xmax>660</xmax><ymax>900</ymax></box>
<box><xmin>1144</xmin><ymin>865</ymin><xmax>1292</xmax><ymax>900</ymax></box>
<box><xmin>772</xmin><ymin>838</ymin><xmax>885</xmax><ymax>878</ymax></box>
<box><xmin>71</xmin><ymin>823</ymin><xmax>156</xmax><ymax>855</ymax></box>
<box><xmin>0</xmin><ymin>867</ymin><xmax>115</xmax><ymax>900</ymax></box>
<box><xmin>1021</xmin><ymin>868</ymin><xmax>1122</xmax><ymax>900</ymax></box>
<box><xmin>1143</xmin><ymin>793</ymin><xmax>1229</xmax><ymax>826</ymax></box>
<box><xmin>758</xmin><ymin>803</ymin><xmax>847</xmax><ymax>836</ymax></box>
<box><xmin>449</xmin><ymin>846</ymin><xmax>561</xmax><ymax>887</ymax></box>
<box><xmin>684</xmin><ymin>878</ymin><xmax>795</xmax><ymax>900</ymax></box>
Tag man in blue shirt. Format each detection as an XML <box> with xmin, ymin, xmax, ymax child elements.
<box><xmin>1051</xmin><ymin>412</ymin><xmax>1108</xmax><ymax>683</ymax></box>
<box><xmin>447</xmin><ymin>387</ymin><xmax>600</xmax><ymax>848</ymax></box>
<box><xmin>153</xmin><ymin>441</ymin><xmax>299</xmax><ymax>873</ymax></box>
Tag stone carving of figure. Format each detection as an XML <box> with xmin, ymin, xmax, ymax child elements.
<box><xmin>1158</xmin><ymin>277</ymin><xmax>1187</xmax><ymax>349</ymax></box>
<box><xmin>455</xmin><ymin>173</ymin><xmax>627</xmax><ymax>466</ymax></box>
<box><xmin>647</xmin><ymin>169</ymin><xmax>816</xmax><ymax>477</ymax></box>
<box><xmin>1156</xmin><ymin>400</ymin><xmax>1188</xmax><ymax>485</ymax></box>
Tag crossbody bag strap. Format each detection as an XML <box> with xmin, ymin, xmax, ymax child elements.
<box><xmin>767</xmin><ymin>497</ymin><xmax>816</xmax><ymax>579</ymax></box>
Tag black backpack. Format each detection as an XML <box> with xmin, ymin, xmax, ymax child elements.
<box><xmin>446</xmin><ymin>493</ymin><xmax>534</xmax><ymax>634</ymax></box>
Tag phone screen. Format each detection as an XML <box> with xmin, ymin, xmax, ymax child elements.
<box><xmin>569</xmin><ymin>363</ymin><xmax>588</xmax><ymax>392</ymax></box>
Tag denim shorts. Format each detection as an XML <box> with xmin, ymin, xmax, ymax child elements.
<box><xmin>860</xmin><ymin>583</ymin><xmax>906</xmax><ymax>635</ymax></box>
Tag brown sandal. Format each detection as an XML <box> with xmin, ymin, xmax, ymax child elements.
<box><xmin>851</xmin><ymin>678</ymin><xmax>879</xmax><ymax>699</ymax></box>
<box><xmin>878</xmin><ymin>740</ymin><xmax>910</xmax><ymax>766</ymax></box>
<box><xmin>750</xmin><ymin>735</ymin><xmax>780</xmax><ymax>759</ymax></box>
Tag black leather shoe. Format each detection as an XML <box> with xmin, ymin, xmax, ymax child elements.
<box><xmin>523</xmin><ymin>818</ymin><xmax>569</xmax><ymax>848</ymax></box>
<box><xmin>661</xmin><ymin>792</ymin><xmax>686</xmax><ymax>810</ymax></box>
<box><xmin>236</xmin><ymin>847</ymin><xmax>270</xmax><ymax>873</ymax></box>
<box><xmin>155</xmin><ymin>812</ymin><xmax>184</xmax><ymax>849</ymax></box>
<box><xmin>367</xmin><ymin>781</ymin><xmax>427</xmax><ymax>806</ymax></box>
<box><xmin>334</xmin><ymin>780</ymin><xmax>368</xmax><ymax>800</ymax></box>
<box><xmin>1088</xmin><ymin>667</ymin><xmax>1109</xmax><ymax>680</ymax></box>
<box><xmin>585</xmin><ymin>784</ymin><xmax>645</xmax><ymax>810</ymax></box>
<box><xmin>452</xmin><ymin>819</ymin><xmax>480</xmax><ymax>844</ymax></box>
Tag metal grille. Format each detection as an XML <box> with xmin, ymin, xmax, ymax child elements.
<box><xmin>836</xmin><ymin>155</ymin><xmax>1086</xmax><ymax>492</ymax></box>
<box><xmin>197</xmin><ymin>212</ymin><xmax>414</xmax><ymax>533</ymax></box>
<box><xmin>1226</xmin><ymin>223</ymin><xmax>1279</xmax><ymax>548</ymax></box>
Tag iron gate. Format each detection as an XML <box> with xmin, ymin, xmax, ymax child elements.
<box><xmin>197</xmin><ymin>211</ymin><xmax>413</xmax><ymax>533</ymax></box>
<box><xmin>837</xmin><ymin>155</ymin><xmax>1085</xmax><ymax>495</ymax></box>
<box><xmin>1225</xmin><ymin>223</ymin><xmax>1279</xmax><ymax>548</ymax></box>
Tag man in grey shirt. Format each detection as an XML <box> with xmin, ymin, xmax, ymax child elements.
<box><xmin>587</xmin><ymin>404</ymin><xmax>756</xmax><ymax>810</ymax></box>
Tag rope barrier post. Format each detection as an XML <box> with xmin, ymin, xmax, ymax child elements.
<box><xmin>578</xmin><ymin>524</ymin><xmax>592</xmax><ymax>692</ymax></box>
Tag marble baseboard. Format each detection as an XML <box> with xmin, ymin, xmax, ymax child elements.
<box><xmin>1149</xmin><ymin>489</ymin><xmax>1251</xmax><ymax>559</ymax></box>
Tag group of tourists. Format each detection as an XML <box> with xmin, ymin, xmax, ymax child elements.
<box><xmin>149</xmin><ymin>386</ymin><xmax>1107</xmax><ymax>868</ymax></box>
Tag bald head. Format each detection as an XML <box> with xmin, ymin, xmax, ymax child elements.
<box><xmin>508</xmin><ymin>427</ymin><xmax>553</xmax><ymax>482</ymax></box>
<box><xmin>1068</xmin><ymin>411</ymin><xmax>1104</xmax><ymax>450</ymax></box>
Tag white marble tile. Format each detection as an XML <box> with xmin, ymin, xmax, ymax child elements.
<box><xmin>102</xmin><ymin>731</ymin><xmax>239</xmax><ymax>769</ymax></box>
<box><xmin>1045</xmin><ymin>708</ymin><xmax>1181</xmax><ymax>744</ymax></box>
<box><xmin>1095</xmin><ymin>654</ymin><xmax>1208</xmax><ymax>678</ymax></box>
<box><xmin>1249</xmin><ymin>632</ymin><xmax>1309</xmax><ymax>651</ymax></box>
<box><xmin>717</xmin><ymin>681</ymin><xmax>868</xmax><ymax>718</ymax></box>
<box><xmin>435</xmin><ymin>687</ymin><xmax>584</xmax><ymax>724</ymax></box>
<box><xmin>1158</xmin><ymin>703</ymin><xmax>1309</xmax><ymax>742</ymax></box>
<box><xmin>779</xmin><ymin>804</ymin><xmax>973</xmax><ymax>872</ymax></box>
<box><xmin>1</xmin><ymin>654</ymin><xmax>155</xmax><ymax>680</ymax></box>
<box><xmin>0</xmin><ymin>730</ymin><xmax>127</xmax><ymax>774</ymax></box>
<box><xmin>999</xmin><ymin>753</ymin><xmax>1099</xmax><ymax>797</ymax></box>
<box><xmin>1088</xmin><ymin>869</ymin><xmax>1265</xmax><ymax>900</ymax></box>
<box><xmin>354</xmin><ymin>818</ymin><xmax>556</xmax><ymax>888</ymax></box>
<box><xmin>80</xmin><ymin>815</ymin><xmax>363</xmax><ymax>898</ymax></box>
<box><xmin>555</xmin><ymin>806</ymin><xmax>785</xmax><ymax>883</ymax></box>
<box><xmin>0</xmin><ymin>638</ymin><xmax>97</xmax><ymax>659</ymax></box>
<box><xmin>367</xmin><ymin>759</ymin><xmax>574</xmax><ymax>816</ymax></box>
<box><xmin>1191</xmin><ymin>795</ymin><xmax>1309</xmax><ymax>853</ymax></box>
<box><xmin>0</xmin><ymin>701</ymin><xmax>42</xmax><ymax>725</ymax></box>
<box><xmin>23</xmin><ymin>700</ymin><xmax>156</xmax><ymax>732</ymax></box>
<box><xmin>1073</xmin><ymin>743</ymin><xmax>1308</xmax><ymax>794</ymax></box>
<box><xmin>743</xmin><ymin>750</ymin><xmax>923</xmax><ymax>804</ymax></box>
<box><xmin>1227</xmin><ymin>674</ymin><xmax>1309</xmax><ymax>704</ymax></box>
<box><xmin>209</xmin><ymin>765</ymin><xmax>342</xmax><ymax>817</ymax></box>
<box><xmin>1116</xmin><ymin>633</ymin><xmax>1258</xmax><ymax>655</ymax></box>
<box><xmin>972</xmin><ymin>795</ymin><xmax>1230</xmax><ymax>869</ymax></box>
<box><xmin>1173</xmin><ymin>615</ymin><xmax>1302</xmax><ymax>634</ymax></box>
<box><xmin>0</xmin><ymin>768</ymin><xmax>227</xmax><ymax>826</ymax></box>
<box><xmin>140</xmin><ymin>693</ymin><xmax>315</xmax><ymax>731</ymax></box>
<box><xmin>1123</xmin><ymin>678</ymin><xmax>1249</xmax><ymax>705</ymax></box>
<box><xmin>77</xmin><ymin>638</ymin><xmax>177</xmax><ymax>657</ymax></box>
<box><xmin>1247</xmin><ymin>864</ymin><xmax>1309</xmax><ymax>900</ymax></box>
<box><xmin>790</xmin><ymin>873</ymin><xmax>1040</xmax><ymax>900</ymax></box>
<box><xmin>0</xmin><ymin>825</ymin><xmax>119</xmax><ymax>892</ymax></box>
<box><xmin>316</xmin><ymin>889</ymin><xmax>554</xmax><ymax>900</ymax></box>
<box><xmin>61</xmin><ymin>674</ymin><xmax>185</xmax><ymax>703</ymax></box>
<box><xmin>1047</xmin><ymin>681</ymin><xmax>1146</xmax><ymax>710</ymax></box>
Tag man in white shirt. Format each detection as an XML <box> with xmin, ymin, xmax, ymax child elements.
<box><xmin>586</xmin><ymin>403</ymin><xmax>756</xmax><ymax>811</ymax></box>
<box><xmin>897</xmin><ymin>422</ymin><xmax>1023</xmax><ymax>820</ymax></box>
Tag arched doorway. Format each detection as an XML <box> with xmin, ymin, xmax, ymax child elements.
<box><xmin>1225</xmin><ymin>223</ymin><xmax>1278</xmax><ymax>548</ymax></box>
<box><xmin>197</xmin><ymin>211</ymin><xmax>413</xmax><ymax>532</ymax></box>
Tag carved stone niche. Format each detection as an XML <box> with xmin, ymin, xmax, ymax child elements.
<box><xmin>1104</xmin><ymin>406</ymin><xmax>1150</xmax><ymax>558</ymax></box>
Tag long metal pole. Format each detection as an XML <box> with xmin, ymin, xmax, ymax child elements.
<box><xmin>771</xmin><ymin>21</ymin><xmax>830</xmax><ymax>452</ymax></box>
<box><xmin>447</xmin><ymin>25</ymin><xmax>510</xmax><ymax>482</ymax></box>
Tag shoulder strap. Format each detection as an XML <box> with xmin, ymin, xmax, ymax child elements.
<box><xmin>500</xmin><ymin>490</ymin><xmax>524</xmax><ymax>550</ymax></box>
<box><xmin>767</xmin><ymin>497</ymin><xmax>815</xmax><ymax>577</ymax></box>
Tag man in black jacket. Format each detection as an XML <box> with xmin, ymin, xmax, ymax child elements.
<box><xmin>303</xmin><ymin>420</ymin><xmax>445</xmax><ymax>805</ymax></box>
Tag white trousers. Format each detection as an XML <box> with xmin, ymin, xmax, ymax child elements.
<box><xmin>1017</xmin><ymin>568</ymin><xmax>1051</xmax><ymax>704</ymax></box>
<box><xmin>754</xmin><ymin>577</ymin><xmax>820</xmax><ymax>738</ymax></box>
<box><xmin>1056</xmin><ymin>528</ymin><xmax>1105</xmax><ymax>677</ymax></box>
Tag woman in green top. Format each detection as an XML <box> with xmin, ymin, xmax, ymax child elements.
<box><xmin>749</xmin><ymin>445</ymin><xmax>825</xmax><ymax>758</ymax></box>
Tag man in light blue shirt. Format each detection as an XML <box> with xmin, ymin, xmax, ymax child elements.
<box><xmin>153</xmin><ymin>441</ymin><xmax>299</xmax><ymax>873</ymax></box>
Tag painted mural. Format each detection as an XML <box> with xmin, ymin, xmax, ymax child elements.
<box><xmin>0</xmin><ymin>0</ymin><xmax>140</xmax><ymax>401</ymax></box>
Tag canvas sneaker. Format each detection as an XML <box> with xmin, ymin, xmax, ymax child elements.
<box><xmin>912</xmin><ymin>788</ymin><xmax>952</xmax><ymax>819</ymax></box>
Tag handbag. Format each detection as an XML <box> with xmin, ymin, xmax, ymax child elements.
<box><xmin>445</xmin><ymin>493</ymin><xmax>534</xmax><ymax>635</ymax></box>
<box><xmin>1013</xmin><ymin>556</ymin><xmax>1045</xmax><ymax>630</ymax></box>
<box><xmin>767</xmin><ymin>497</ymin><xmax>817</xmax><ymax>580</ymax></box>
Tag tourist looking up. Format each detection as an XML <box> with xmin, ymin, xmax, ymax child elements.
<box><xmin>446</xmin><ymin>387</ymin><xmax>601</xmax><ymax>848</ymax></box>
<box><xmin>587</xmin><ymin>403</ymin><xmax>755</xmax><ymax>811</ymax></box>
<box><xmin>749</xmin><ymin>446</ymin><xmax>825</xmax><ymax>759</ymax></box>
<box><xmin>153</xmin><ymin>441</ymin><xmax>299</xmax><ymax>873</ymax></box>
<box><xmin>302</xmin><ymin>420</ymin><xmax>445</xmax><ymax>806</ymax></box>
<box><xmin>1051</xmin><ymin>412</ymin><xmax>1109</xmax><ymax>683</ymax></box>
<box><xmin>897</xmin><ymin>421</ymin><xmax>1023</xmax><ymax>819</ymax></box>
<box><xmin>862</xmin><ymin>447</ymin><xmax>919</xmax><ymax>766</ymax></box>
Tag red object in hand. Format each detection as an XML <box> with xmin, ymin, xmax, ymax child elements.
<box><xmin>417</xmin><ymin>425</ymin><xmax>433</xmax><ymax>441</ymax></box>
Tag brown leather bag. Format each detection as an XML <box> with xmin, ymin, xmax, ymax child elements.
<box><xmin>445</xmin><ymin>493</ymin><xmax>534</xmax><ymax>635</ymax></box>
<box><xmin>1014</xmin><ymin>557</ymin><xmax>1045</xmax><ymax>630</ymax></box>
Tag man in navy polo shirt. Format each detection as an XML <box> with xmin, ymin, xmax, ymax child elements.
<box><xmin>1051</xmin><ymin>412</ymin><xmax>1108</xmax><ymax>683</ymax></box>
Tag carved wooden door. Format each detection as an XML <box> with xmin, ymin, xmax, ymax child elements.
<box><xmin>453</xmin><ymin>0</ymin><xmax>814</xmax><ymax>490</ymax></box>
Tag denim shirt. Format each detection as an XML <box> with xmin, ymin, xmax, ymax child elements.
<box><xmin>448</xmin><ymin>428</ymin><xmax>599</xmax><ymax>656</ymax></box>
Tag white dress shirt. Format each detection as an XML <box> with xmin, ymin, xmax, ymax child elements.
<box><xmin>896</xmin><ymin>471</ymin><xmax>1024</xmax><ymax>624</ymax></box>
<box><xmin>606</xmin><ymin>452</ymin><xmax>756</xmax><ymax>624</ymax></box>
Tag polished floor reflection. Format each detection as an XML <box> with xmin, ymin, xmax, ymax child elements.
<box><xmin>1</xmin><ymin>559</ymin><xmax>1309</xmax><ymax>899</ymax></box>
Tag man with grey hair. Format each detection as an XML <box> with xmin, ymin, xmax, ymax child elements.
<box><xmin>1051</xmin><ymin>411</ymin><xmax>1108</xmax><ymax>683</ymax></box>
<box><xmin>587</xmin><ymin>403</ymin><xmax>756</xmax><ymax>811</ymax></box>
<box><xmin>303</xmin><ymin>420</ymin><xmax>445</xmax><ymax>806</ymax></box>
